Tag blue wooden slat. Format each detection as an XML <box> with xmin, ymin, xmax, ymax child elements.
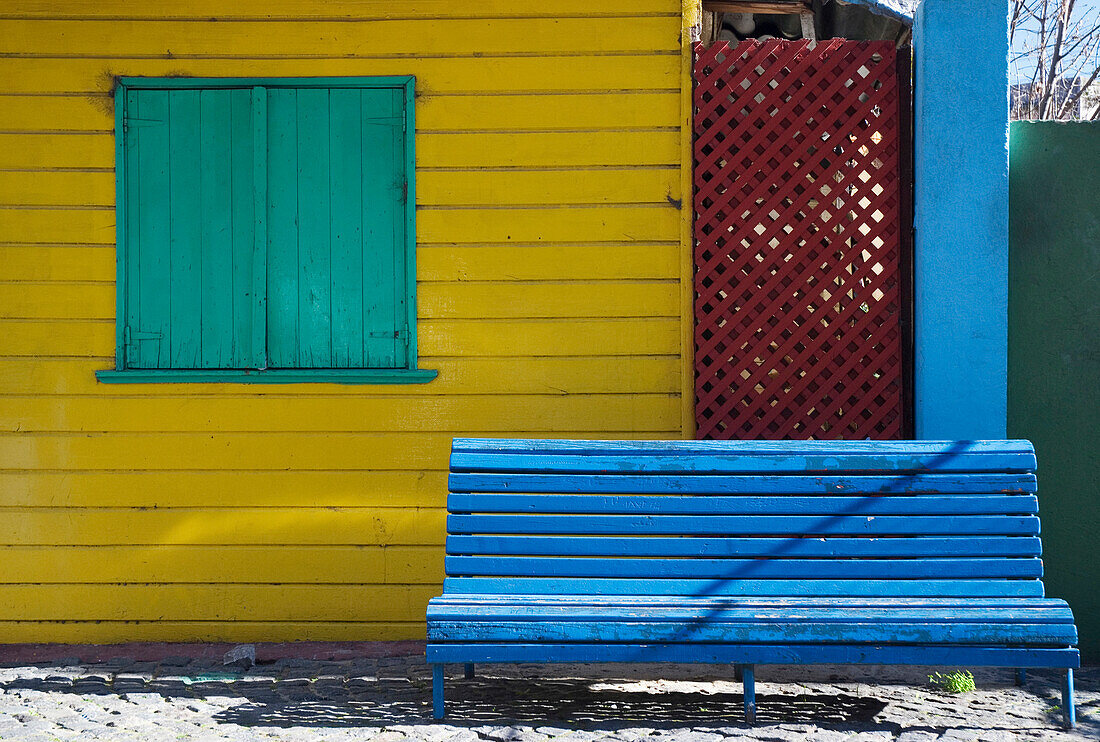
<box><xmin>442</xmin><ymin>577</ymin><xmax>1047</xmax><ymax>598</ymax></box>
<box><xmin>426</xmin><ymin>621</ymin><xmax>1078</xmax><ymax>646</ymax></box>
<box><xmin>444</xmin><ymin>556</ymin><xmax>1043</xmax><ymax>580</ymax></box>
<box><xmin>446</xmin><ymin>514</ymin><xmax>1040</xmax><ymax>536</ymax></box>
<box><xmin>447</xmin><ymin>493</ymin><xmax>1038</xmax><ymax>515</ymax></box>
<box><xmin>167</xmin><ymin>89</ymin><xmax>202</xmax><ymax>368</ymax></box>
<box><xmin>448</xmin><ymin>473</ymin><xmax>1038</xmax><ymax>495</ymax></box>
<box><xmin>425</xmin><ymin>642</ymin><xmax>1079</xmax><ymax>668</ymax></box>
<box><xmin>427</xmin><ymin>603</ymin><xmax>1076</xmax><ymax>625</ymax></box>
<box><xmin>450</xmin><ymin>439</ymin><xmax>1037</xmax><ymax>474</ymax></box>
<box><xmin>445</xmin><ymin>535</ymin><xmax>1043</xmax><ymax>558</ymax></box>
<box><xmin>432</xmin><ymin>595</ymin><xmax>1072</xmax><ymax>608</ymax></box>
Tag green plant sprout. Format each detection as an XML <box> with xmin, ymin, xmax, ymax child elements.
<box><xmin>928</xmin><ymin>670</ymin><xmax>976</xmax><ymax>694</ymax></box>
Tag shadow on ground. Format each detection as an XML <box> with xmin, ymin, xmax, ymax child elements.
<box><xmin>1</xmin><ymin>664</ymin><xmax>1095</xmax><ymax>736</ymax></box>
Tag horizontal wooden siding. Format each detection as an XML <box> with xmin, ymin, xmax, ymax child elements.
<box><xmin>0</xmin><ymin>0</ymin><xmax>687</xmax><ymax>642</ymax></box>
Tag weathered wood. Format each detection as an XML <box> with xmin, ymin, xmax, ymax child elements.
<box><xmin>426</xmin><ymin>438</ymin><xmax>1079</xmax><ymax>725</ymax></box>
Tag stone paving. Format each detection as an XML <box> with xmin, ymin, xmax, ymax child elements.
<box><xmin>0</xmin><ymin>654</ymin><xmax>1095</xmax><ymax>741</ymax></box>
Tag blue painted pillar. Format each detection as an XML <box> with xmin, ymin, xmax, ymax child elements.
<box><xmin>912</xmin><ymin>1</ymin><xmax>1009</xmax><ymax>439</ymax></box>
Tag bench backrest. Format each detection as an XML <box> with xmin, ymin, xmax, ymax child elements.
<box><xmin>444</xmin><ymin>439</ymin><xmax>1044</xmax><ymax>598</ymax></box>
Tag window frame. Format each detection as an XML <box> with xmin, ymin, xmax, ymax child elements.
<box><xmin>97</xmin><ymin>76</ymin><xmax>435</xmax><ymax>385</ymax></box>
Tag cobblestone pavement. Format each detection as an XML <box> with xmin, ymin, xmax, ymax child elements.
<box><xmin>0</xmin><ymin>654</ymin><xmax>1095</xmax><ymax>741</ymax></box>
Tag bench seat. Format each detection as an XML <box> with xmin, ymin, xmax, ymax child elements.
<box><xmin>426</xmin><ymin>439</ymin><xmax>1080</xmax><ymax>727</ymax></box>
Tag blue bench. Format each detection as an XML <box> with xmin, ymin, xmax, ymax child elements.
<box><xmin>426</xmin><ymin>438</ymin><xmax>1079</xmax><ymax>727</ymax></box>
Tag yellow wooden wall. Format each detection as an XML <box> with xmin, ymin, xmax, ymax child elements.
<box><xmin>0</xmin><ymin>1</ymin><xmax>692</xmax><ymax>642</ymax></box>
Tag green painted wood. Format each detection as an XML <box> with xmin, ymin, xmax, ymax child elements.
<box><xmin>362</xmin><ymin>87</ymin><xmax>406</xmax><ymax>368</ymax></box>
<box><xmin>95</xmin><ymin>368</ymin><xmax>438</xmax><ymax>384</ymax></box>
<box><xmin>198</xmin><ymin>89</ymin><xmax>233</xmax><ymax>369</ymax></box>
<box><xmin>131</xmin><ymin>88</ymin><xmax>171</xmax><ymax>369</ymax></box>
<box><xmin>248</xmin><ymin>86</ymin><xmax>266</xmax><ymax>369</ymax></box>
<box><xmin>167</xmin><ymin>89</ymin><xmax>202</xmax><ymax>368</ymax></box>
<box><xmin>265</xmin><ymin>87</ymin><xmax>301</xmax><ymax>368</ymax></box>
<box><xmin>329</xmin><ymin>88</ymin><xmax>366</xmax><ymax>368</ymax></box>
<box><xmin>295</xmin><ymin>87</ymin><xmax>334</xmax><ymax>368</ymax></box>
<box><xmin>112</xmin><ymin>76</ymin><xmax>426</xmax><ymax>381</ymax></box>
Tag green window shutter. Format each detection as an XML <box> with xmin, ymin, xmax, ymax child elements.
<box><xmin>265</xmin><ymin>87</ymin><xmax>408</xmax><ymax>370</ymax></box>
<box><xmin>123</xmin><ymin>87</ymin><xmax>256</xmax><ymax>370</ymax></box>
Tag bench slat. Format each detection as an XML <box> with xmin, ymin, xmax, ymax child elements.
<box><xmin>450</xmin><ymin>439</ymin><xmax>1037</xmax><ymax>474</ymax></box>
<box><xmin>433</xmin><ymin>595</ymin><xmax>1071</xmax><ymax>608</ymax></box>
<box><xmin>426</xmin><ymin>620</ymin><xmax>1078</xmax><ymax>645</ymax></box>
<box><xmin>449</xmin><ymin>473</ymin><xmax>1038</xmax><ymax>495</ymax></box>
<box><xmin>425</xmin><ymin>642</ymin><xmax>1079</xmax><ymax>669</ymax></box>
<box><xmin>443</xmin><ymin>576</ymin><xmax>1047</xmax><ymax>597</ymax></box>
<box><xmin>444</xmin><ymin>556</ymin><xmax>1044</xmax><ymax>579</ymax></box>
<box><xmin>446</xmin><ymin>535</ymin><xmax>1043</xmax><ymax>558</ymax></box>
<box><xmin>447</xmin><ymin>514</ymin><xmax>1040</xmax><ymax>536</ymax></box>
<box><xmin>427</xmin><ymin>603</ymin><xmax>1076</xmax><ymax>624</ymax></box>
<box><xmin>448</xmin><ymin>493</ymin><xmax>1038</xmax><ymax>515</ymax></box>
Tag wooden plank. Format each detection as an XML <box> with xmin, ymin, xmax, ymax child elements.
<box><xmin>0</xmin><ymin>244</ymin><xmax>681</xmax><ymax>282</ymax></box>
<box><xmin>264</xmin><ymin>87</ymin><xmax>300</xmax><ymax>368</ymax></box>
<box><xmin>445</xmin><ymin>535</ymin><xmax>1044</xmax><ymax>559</ymax></box>
<box><xmin>0</xmin><ymin>1</ymin><xmax>680</xmax><ymax>19</ymax></box>
<box><xmin>446</xmin><ymin>494</ymin><xmax>1039</xmax><ymax>514</ymax></box>
<box><xmin>0</xmin><ymin>620</ymin><xmax>425</xmax><ymax>644</ymax></box>
<box><xmin>425</xmin><ymin>643</ymin><xmax>1080</xmax><ymax>668</ymax></box>
<box><xmin>446</xmin><ymin>514</ymin><xmax>1041</xmax><ymax>536</ymax></box>
<box><xmin>197</xmin><ymin>88</ymin><xmax>236</xmax><ymax>368</ymax></box>
<box><xmin>0</xmin><ymin>395</ymin><xmax>681</xmax><ymax>434</ymax></box>
<box><xmin>0</xmin><ymin>208</ymin><xmax>116</xmax><ymax>245</ymax></box>
<box><xmin>427</xmin><ymin>602</ymin><xmax>1076</xmax><ymax>624</ymax></box>
<box><xmin>0</xmin><ymin>18</ymin><xmax>682</xmax><ymax>56</ymax></box>
<box><xmin>0</xmin><ymin>56</ymin><xmax>682</xmax><ymax>96</ymax></box>
<box><xmin>0</xmin><ymin>168</ymin><xmax>688</xmax><ymax>209</ymax></box>
<box><xmin>361</xmin><ymin>86</ymin><xmax>404</xmax><ymax>368</ymax></box>
<box><xmin>424</xmin><ymin>205</ymin><xmax>681</xmax><ymax>249</ymax></box>
<box><xmin>0</xmin><ymin>92</ymin><xmax>682</xmax><ymax>133</ymax></box>
<box><xmin>444</xmin><ymin>556</ymin><xmax>1043</xmax><ymax>580</ymax></box>
<box><xmin>0</xmin><ymin>317</ymin><xmax>682</xmax><ymax>358</ymax></box>
<box><xmin>0</xmin><ymin>132</ymin><xmax>678</xmax><ymax>171</ymax></box>
<box><xmin>442</xmin><ymin>577</ymin><xmax>1047</xmax><ymax>598</ymax></box>
<box><xmin>417</xmin><ymin>131</ymin><xmax>679</xmax><ymax>168</ymax></box>
<box><xmin>166</xmin><ymin>88</ymin><xmax>202</xmax><ymax>368</ymax></box>
<box><xmin>0</xmin><ymin>544</ymin><xmax>442</xmax><ymax>583</ymax></box>
<box><xmin>329</xmin><ymin>88</ymin><xmax>365</xmax><ymax>368</ymax></box>
<box><xmin>427</xmin><ymin>620</ymin><xmax>1077</xmax><ymax>646</ymax></box>
<box><xmin>0</xmin><ymin>356</ymin><xmax>680</xmax><ymax>396</ymax></box>
<box><xmin>0</xmin><ymin>133</ymin><xmax>111</xmax><ymax>169</ymax></box>
<box><xmin>449</xmin><ymin>439</ymin><xmax>1038</xmax><ymax>473</ymax></box>
<box><xmin>248</xmin><ymin>85</ymin><xmax>266</xmax><ymax>369</ymax></box>
<box><xmin>0</xmin><ymin>507</ymin><xmax>445</xmax><ymax>546</ymax></box>
<box><xmin>445</xmin><ymin>473</ymin><xmax>1036</xmax><ymax>496</ymax></box>
<box><xmin>0</xmin><ymin>583</ymin><xmax>440</xmax><ymax>621</ymax></box>
<box><xmin>0</xmin><ymin>470</ymin><xmax>450</xmax><ymax>508</ymax></box>
<box><xmin>0</xmin><ymin>470</ymin><xmax>449</xmax><ymax>508</ymax></box>
<box><xmin>131</xmin><ymin>89</ymin><xmax>171</xmax><ymax>369</ymax></box>
<box><xmin>432</xmin><ymin>596</ymin><xmax>1071</xmax><ymax>608</ymax></box>
<box><xmin>1</xmin><ymin>279</ymin><xmax>682</xmax><ymax>320</ymax></box>
<box><xmin>294</xmin><ymin>87</ymin><xmax>334</xmax><ymax>368</ymax></box>
<box><xmin>0</xmin><ymin>431</ymin><xmax>677</xmax><ymax>471</ymax></box>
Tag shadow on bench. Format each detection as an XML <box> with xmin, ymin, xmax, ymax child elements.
<box><xmin>426</xmin><ymin>438</ymin><xmax>1079</xmax><ymax>728</ymax></box>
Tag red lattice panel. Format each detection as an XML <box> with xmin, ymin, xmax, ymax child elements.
<box><xmin>694</xmin><ymin>40</ymin><xmax>908</xmax><ymax>440</ymax></box>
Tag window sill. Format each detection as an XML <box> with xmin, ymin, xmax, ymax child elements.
<box><xmin>95</xmin><ymin>369</ymin><xmax>439</xmax><ymax>385</ymax></box>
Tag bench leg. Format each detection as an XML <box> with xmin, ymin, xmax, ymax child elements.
<box><xmin>1014</xmin><ymin>668</ymin><xmax>1026</xmax><ymax>686</ymax></box>
<box><xmin>1063</xmin><ymin>668</ymin><xmax>1075</xmax><ymax>729</ymax></box>
<box><xmin>742</xmin><ymin>664</ymin><xmax>756</xmax><ymax>725</ymax></box>
<box><xmin>464</xmin><ymin>663</ymin><xmax>475</xmax><ymax>680</ymax></box>
<box><xmin>432</xmin><ymin>664</ymin><xmax>445</xmax><ymax>720</ymax></box>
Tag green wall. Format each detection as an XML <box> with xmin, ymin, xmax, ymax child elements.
<box><xmin>1009</xmin><ymin>122</ymin><xmax>1100</xmax><ymax>662</ymax></box>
